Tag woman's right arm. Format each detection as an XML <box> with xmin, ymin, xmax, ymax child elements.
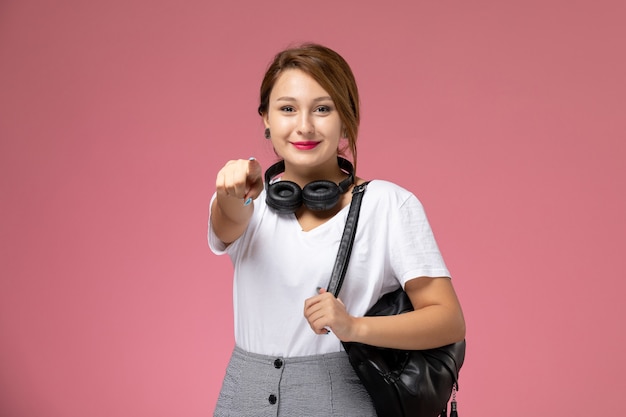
<box><xmin>211</xmin><ymin>158</ymin><xmax>263</xmax><ymax>245</ymax></box>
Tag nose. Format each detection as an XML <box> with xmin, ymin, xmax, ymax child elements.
<box><xmin>297</xmin><ymin>113</ymin><xmax>314</xmax><ymax>136</ymax></box>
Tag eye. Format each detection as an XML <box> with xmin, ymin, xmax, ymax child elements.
<box><xmin>315</xmin><ymin>105</ymin><xmax>331</xmax><ymax>114</ymax></box>
<box><xmin>280</xmin><ymin>106</ymin><xmax>296</xmax><ymax>113</ymax></box>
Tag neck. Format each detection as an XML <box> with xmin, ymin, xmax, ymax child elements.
<box><xmin>282</xmin><ymin>158</ymin><xmax>352</xmax><ymax>188</ymax></box>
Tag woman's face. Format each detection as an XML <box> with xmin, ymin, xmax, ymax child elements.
<box><xmin>263</xmin><ymin>69</ymin><xmax>343</xmax><ymax>172</ymax></box>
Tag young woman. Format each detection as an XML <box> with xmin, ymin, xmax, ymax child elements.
<box><xmin>209</xmin><ymin>43</ymin><xmax>465</xmax><ymax>416</ymax></box>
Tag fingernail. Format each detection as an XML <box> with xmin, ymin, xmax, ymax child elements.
<box><xmin>248</xmin><ymin>157</ymin><xmax>256</xmax><ymax>161</ymax></box>
<box><xmin>243</xmin><ymin>197</ymin><xmax>252</xmax><ymax>206</ymax></box>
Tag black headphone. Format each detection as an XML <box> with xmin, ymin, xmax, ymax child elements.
<box><xmin>265</xmin><ymin>157</ymin><xmax>355</xmax><ymax>214</ymax></box>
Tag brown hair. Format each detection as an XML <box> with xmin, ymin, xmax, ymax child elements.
<box><xmin>258</xmin><ymin>43</ymin><xmax>360</xmax><ymax>170</ymax></box>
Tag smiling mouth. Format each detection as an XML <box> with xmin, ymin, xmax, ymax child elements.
<box><xmin>292</xmin><ymin>141</ymin><xmax>320</xmax><ymax>150</ymax></box>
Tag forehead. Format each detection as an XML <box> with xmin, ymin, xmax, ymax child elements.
<box><xmin>270</xmin><ymin>68</ymin><xmax>331</xmax><ymax>99</ymax></box>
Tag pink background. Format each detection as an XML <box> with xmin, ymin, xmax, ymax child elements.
<box><xmin>1</xmin><ymin>0</ymin><xmax>625</xmax><ymax>416</ymax></box>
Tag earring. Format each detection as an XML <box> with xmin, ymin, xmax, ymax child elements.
<box><xmin>264</xmin><ymin>128</ymin><xmax>271</xmax><ymax>139</ymax></box>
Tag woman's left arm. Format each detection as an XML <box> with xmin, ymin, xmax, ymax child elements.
<box><xmin>304</xmin><ymin>277</ymin><xmax>465</xmax><ymax>350</ymax></box>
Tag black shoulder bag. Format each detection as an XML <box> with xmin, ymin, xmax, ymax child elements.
<box><xmin>327</xmin><ymin>182</ymin><xmax>466</xmax><ymax>417</ymax></box>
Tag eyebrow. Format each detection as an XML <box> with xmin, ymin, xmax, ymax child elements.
<box><xmin>275</xmin><ymin>96</ymin><xmax>333</xmax><ymax>102</ymax></box>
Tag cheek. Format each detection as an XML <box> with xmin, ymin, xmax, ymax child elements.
<box><xmin>320</xmin><ymin>118</ymin><xmax>343</xmax><ymax>135</ymax></box>
<box><xmin>268</xmin><ymin>116</ymin><xmax>293</xmax><ymax>133</ymax></box>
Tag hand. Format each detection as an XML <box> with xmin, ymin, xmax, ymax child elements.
<box><xmin>215</xmin><ymin>158</ymin><xmax>263</xmax><ymax>204</ymax></box>
<box><xmin>303</xmin><ymin>288</ymin><xmax>357</xmax><ymax>341</ymax></box>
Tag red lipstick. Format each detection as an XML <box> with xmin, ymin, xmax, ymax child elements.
<box><xmin>292</xmin><ymin>141</ymin><xmax>320</xmax><ymax>150</ymax></box>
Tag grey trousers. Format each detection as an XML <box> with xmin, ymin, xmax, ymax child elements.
<box><xmin>214</xmin><ymin>345</ymin><xmax>377</xmax><ymax>417</ymax></box>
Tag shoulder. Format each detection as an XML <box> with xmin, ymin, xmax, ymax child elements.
<box><xmin>364</xmin><ymin>179</ymin><xmax>411</xmax><ymax>194</ymax></box>
<box><xmin>361</xmin><ymin>179</ymin><xmax>421</xmax><ymax>207</ymax></box>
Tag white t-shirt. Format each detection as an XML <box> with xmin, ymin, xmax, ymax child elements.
<box><xmin>208</xmin><ymin>180</ymin><xmax>450</xmax><ymax>357</ymax></box>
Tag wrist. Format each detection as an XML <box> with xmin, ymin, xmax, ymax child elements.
<box><xmin>349</xmin><ymin>316</ymin><xmax>369</xmax><ymax>343</ymax></box>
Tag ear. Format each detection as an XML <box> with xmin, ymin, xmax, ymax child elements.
<box><xmin>262</xmin><ymin>113</ymin><xmax>270</xmax><ymax>129</ymax></box>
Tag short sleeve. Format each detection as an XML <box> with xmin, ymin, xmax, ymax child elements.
<box><xmin>388</xmin><ymin>193</ymin><xmax>450</xmax><ymax>287</ymax></box>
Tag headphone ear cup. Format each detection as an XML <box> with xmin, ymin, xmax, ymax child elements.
<box><xmin>263</xmin><ymin>157</ymin><xmax>354</xmax><ymax>214</ymax></box>
<box><xmin>266</xmin><ymin>180</ymin><xmax>303</xmax><ymax>214</ymax></box>
<box><xmin>302</xmin><ymin>180</ymin><xmax>341</xmax><ymax>211</ymax></box>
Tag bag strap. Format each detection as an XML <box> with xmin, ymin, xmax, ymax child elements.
<box><xmin>326</xmin><ymin>181</ymin><xmax>369</xmax><ymax>297</ymax></box>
